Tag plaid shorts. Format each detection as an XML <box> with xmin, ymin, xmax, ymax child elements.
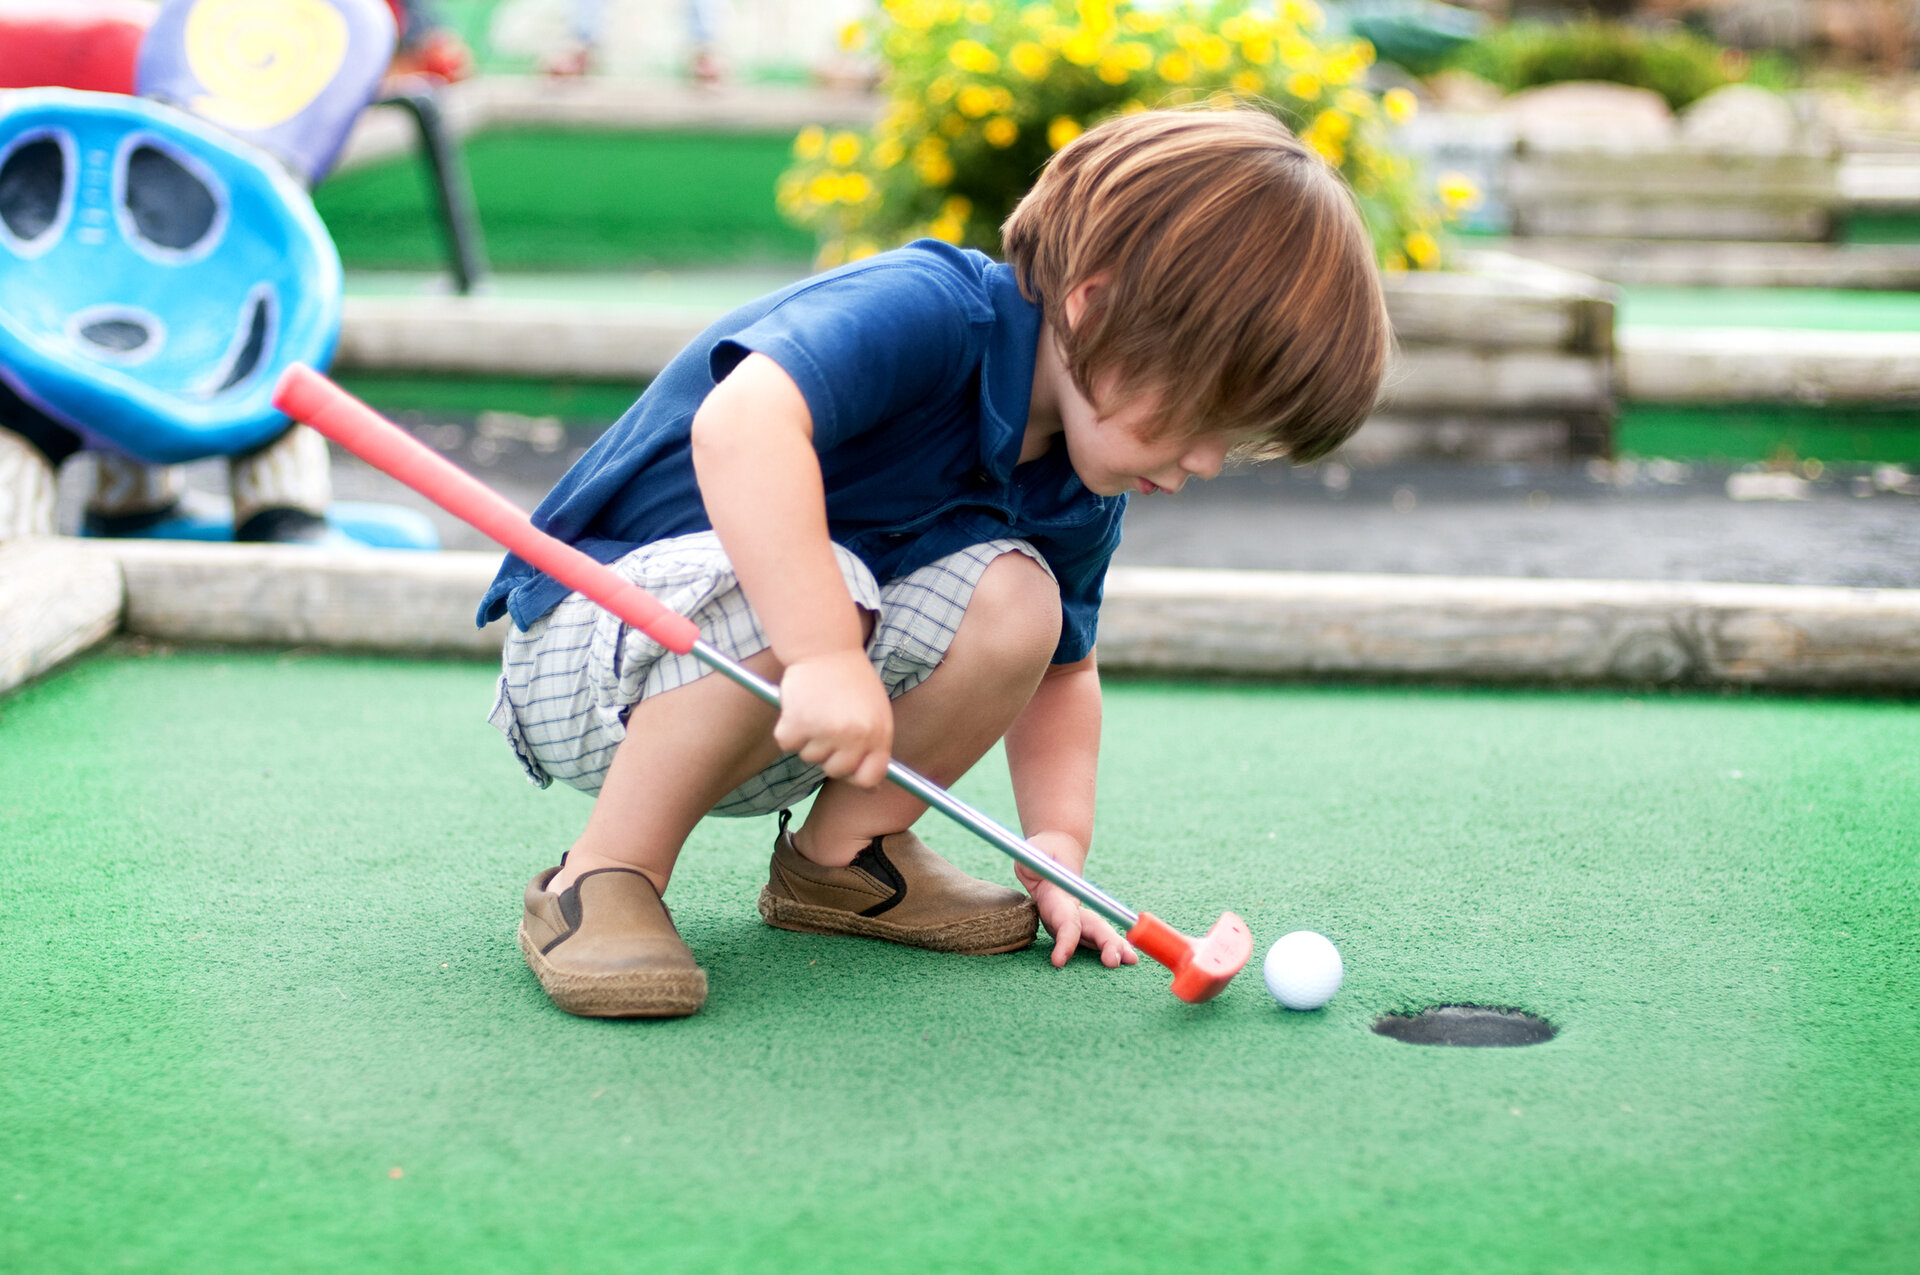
<box><xmin>488</xmin><ymin>531</ymin><xmax>1049</xmax><ymax>816</ymax></box>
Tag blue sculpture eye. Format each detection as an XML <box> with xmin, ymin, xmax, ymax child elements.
<box><xmin>215</xmin><ymin>293</ymin><xmax>270</xmax><ymax>392</ymax></box>
<box><xmin>0</xmin><ymin>136</ymin><xmax>65</xmax><ymax>243</ymax></box>
<box><xmin>79</xmin><ymin>317</ymin><xmax>154</xmax><ymax>353</ymax></box>
<box><xmin>123</xmin><ymin>143</ymin><xmax>218</xmax><ymax>253</ymax></box>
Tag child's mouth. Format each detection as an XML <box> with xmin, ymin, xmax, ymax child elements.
<box><xmin>1136</xmin><ymin>478</ymin><xmax>1162</xmax><ymax>495</ymax></box>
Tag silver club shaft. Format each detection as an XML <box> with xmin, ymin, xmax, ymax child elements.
<box><xmin>691</xmin><ymin>638</ymin><xmax>1140</xmax><ymax>930</ymax></box>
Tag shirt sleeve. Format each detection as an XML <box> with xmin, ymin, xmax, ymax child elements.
<box><xmin>708</xmin><ymin>256</ymin><xmax>989</xmax><ymax>451</ymax></box>
<box><xmin>1039</xmin><ymin>498</ymin><xmax>1127</xmax><ymax>665</ymax></box>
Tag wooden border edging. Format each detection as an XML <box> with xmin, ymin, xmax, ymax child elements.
<box><xmin>0</xmin><ymin>538</ymin><xmax>123</xmax><ymax>697</ymax></box>
<box><xmin>106</xmin><ymin>541</ymin><xmax>503</xmax><ymax>657</ymax></box>
<box><xmin>1098</xmin><ymin>567</ymin><xmax>1920</xmax><ymax>691</ymax></box>
<box><xmin>5</xmin><ymin>542</ymin><xmax>1900</xmax><ymax>694</ymax></box>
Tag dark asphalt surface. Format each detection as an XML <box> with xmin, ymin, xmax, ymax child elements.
<box><xmin>56</xmin><ymin>417</ymin><xmax>1920</xmax><ymax>589</ymax></box>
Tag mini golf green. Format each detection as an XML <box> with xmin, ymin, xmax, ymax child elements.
<box><xmin>315</xmin><ymin>130</ymin><xmax>815</xmax><ymax>271</ymax></box>
<box><xmin>4</xmin><ymin>648</ymin><xmax>1916</xmax><ymax>1272</ymax></box>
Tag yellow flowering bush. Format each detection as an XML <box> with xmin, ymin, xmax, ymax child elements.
<box><xmin>780</xmin><ymin>0</ymin><xmax>1470</xmax><ymax>272</ymax></box>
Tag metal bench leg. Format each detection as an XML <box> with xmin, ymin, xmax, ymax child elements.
<box><xmin>379</xmin><ymin>85</ymin><xmax>490</xmax><ymax>295</ymax></box>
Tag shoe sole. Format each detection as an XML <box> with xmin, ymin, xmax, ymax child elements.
<box><xmin>756</xmin><ymin>888</ymin><xmax>1038</xmax><ymax>955</ymax></box>
<box><xmin>517</xmin><ymin>923</ymin><xmax>708</xmax><ymax>1018</ymax></box>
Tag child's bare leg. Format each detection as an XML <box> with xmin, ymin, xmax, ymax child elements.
<box><xmin>791</xmin><ymin>552</ymin><xmax>1060</xmax><ymax>866</ymax></box>
<box><xmin>549</xmin><ymin>647</ymin><xmax>788</xmax><ymax>895</ymax></box>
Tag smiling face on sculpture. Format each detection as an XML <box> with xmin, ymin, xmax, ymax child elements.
<box><xmin>0</xmin><ymin>88</ymin><xmax>340</xmax><ymax>463</ymax></box>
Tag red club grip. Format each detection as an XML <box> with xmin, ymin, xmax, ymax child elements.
<box><xmin>272</xmin><ymin>365</ymin><xmax>700</xmax><ymax>655</ymax></box>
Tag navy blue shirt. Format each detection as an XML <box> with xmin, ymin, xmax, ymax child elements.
<box><xmin>478</xmin><ymin>241</ymin><xmax>1127</xmax><ymax>664</ymax></box>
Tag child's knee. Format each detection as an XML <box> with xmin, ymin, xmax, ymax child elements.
<box><xmin>961</xmin><ymin>551</ymin><xmax>1061</xmax><ymax>671</ymax></box>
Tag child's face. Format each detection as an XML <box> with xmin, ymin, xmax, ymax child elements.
<box><xmin>1058</xmin><ymin>375</ymin><xmax>1238</xmax><ymax>498</ymax></box>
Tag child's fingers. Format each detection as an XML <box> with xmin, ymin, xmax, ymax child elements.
<box><xmin>1051</xmin><ymin>921</ymin><xmax>1080</xmax><ymax>967</ymax></box>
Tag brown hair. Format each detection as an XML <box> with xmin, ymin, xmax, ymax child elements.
<box><xmin>1001</xmin><ymin>108</ymin><xmax>1389</xmax><ymax>462</ymax></box>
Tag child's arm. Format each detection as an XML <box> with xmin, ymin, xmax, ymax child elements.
<box><xmin>690</xmin><ymin>352</ymin><xmax>892</xmax><ymax>788</ymax></box>
<box><xmin>1003</xmin><ymin>650</ymin><xmax>1138</xmax><ymax>968</ymax></box>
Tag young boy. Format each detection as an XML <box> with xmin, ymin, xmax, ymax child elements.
<box><xmin>480</xmin><ymin>108</ymin><xmax>1390</xmax><ymax>1017</ymax></box>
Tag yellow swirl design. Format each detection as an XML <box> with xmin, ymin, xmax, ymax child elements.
<box><xmin>185</xmin><ymin>0</ymin><xmax>350</xmax><ymax>131</ymax></box>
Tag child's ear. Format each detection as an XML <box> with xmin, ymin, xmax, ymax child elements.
<box><xmin>1063</xmin><ymin>272</ymin><xmax>1111</xmax><ymax>330</ymax></box>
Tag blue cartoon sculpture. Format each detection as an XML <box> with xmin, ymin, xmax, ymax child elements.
<box><xmin>0</xmin><ymin>0</ymin><xmax>437</xmax><ymax>547</ymax></box>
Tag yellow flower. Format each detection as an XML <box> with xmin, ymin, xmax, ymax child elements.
<box><xmin>1097</xmin><ymin>55</ymin><xmax>1131</xmax><ymax>84</ymax></box>
<box><xmin>1336</xmin><ymin>88</ymin><xmax>1374</xmax><ymax>116</ymax></box>
<box><xmin>948</xmin><ymin>39</ymin><xmax>1000</xmax><ymax>74</ymax></box>
<box><xmin>827</xmin><ymin>131</ymin><xmax>862</xmax><ymax>166</ymax></box>
<box><xmin>1117</xmin><ymin>40</ymin><xmax>1154</xmax><ymax>69</ymax></box>
<box><xmin>929</xmin><ymin>215</ymin><xmax>965</xmax><ymax>244</ymax></box>
<box><xmin>1278</xmin><ymin>34</ymin><xmax>1315</xmax><ymax>65</ymax></box>
<box><xmin>1047</xmin><ymin>115</ymin><xmax>1083</xmax><ymax>150</ymax></box>
<box><xmin>1230</xmin><ymin>70</ymin><xmax>1264</xmax><ymax>95</ymax></box>
<box><xmin>1157</xmin><ymin>51</ymin><xmax>1193</xmax><ymax>82</ymax></box>
<box><xmin>913</xmin><ymin>137</ymin><xmax>955</xmax><ymax>185</ymax></box>
<box><xmin>1062</xmin><ymin>30</ymin><xmax>1102</xmax><ymax>65</ymax></box>
<box><xmin>1195</xmin><ymin>35</ymin><xmax>1231</xmax><ymax>70</ymax></box>
<box><xmin>1078</xmin><ymin>0</ymin><xmax>1115</xmax><ymax>36</ymax></box>
<box><xmin>848</xmin><ymin>238</ymin><xmax>882</xmax><ymax>261</ymax></box>
<box><xmin>1021</xmin><ymin>3</ymin><xmax>1053</xmax><ymax>29</ymax></box>
<box><xmin>928</xmin><ymin>75</ymin><xmax>956</xmax><ymax>103</ymax></box>
<box><xmin>1121</xmin><ymin>10</ymin><xmax>1164</xmax><ymax>33</ymax></box>
<box><xmin>792</xmin><ymin>125</ymin><xmax>825</xmax><ymax>161</ymax></box>
<box><xmin>775</xmin><ymin>173</ymin><xmax>804</xmax><ymax>214</ymax></box>
<box><xmin>965</xmin><ymin>1</ymin><xmax>993</xmax><ymax>22</ymax></box>
<box><xmin>942</xmin><ymin>194</ymin><xmax>972</xmax><ymax>218</ymax></box>
<box><xmin>837</xmin><ymin>20</ymin><xmax>865</xmax><ymax>51</ymax></box>
<box><xmin>956</xmin><ymin>85</ymin><xmax>995</xmax><ymax>117</ymax></box>
<box><xmin>1241</xmin><ymin>36</ymin><xmax>1274</xmax><ymax>65</ymax></box>
<box><xmin>983</xmin><ymin>116</ymin><xmax>1019</xmax><ymax>147</ymax></box>
<box><xmin>1405</xmin><ymin>230</ymin><xmax>1440</xmax><ymax>268</ymax></box>
<box><xmin>941</xmin><ymin>111</ymin><xmax>967</xmax><ymax>137</ymax></box>
<box><xmin>1286</xmin><ymin>71</ymin><xmax>1321</xmax><ymax>100</ymax></box>
<box><xmin>1009</xmin><ymin>41</ymin><xmax>1052</xmax><ymax>79</ymax></box>
<box><xmin>1382</xmin><ymin>87</ymin><xmax>1418</xmax><ymax>124</ymax></box>
<box><xmin>1301</xmin><ymin>112</ymin><xmax>1346</xmax><ymax>164</ymax></box>
<box><xmin>873</xmin><ymin>139</ymin><xmax>905</xmax><ymax>169</ymax></box>
<box><xmin>807</xmin><ymin>174</ymin><xmax>843</xmax><ymax>203</ymax></box>
<box><xmin>1437</xmin><ymin>171</ymin><xmax>1481</xmax><ymax>211</ymax></box>
<box><xmin>1039</xmin><ymin>23</ymin><xmax>1070</xmax><ymax>48</ymax></box>
<box><xmin>1383</xmin><ymin>250</ymin><xmax>1407</xmax><ymax>273</ymax></box>
<box><xmin>1321</xmin><ymin>50</ymin><xmax>1365</xmax><ymax>86</ymax></box>
<box><xmin>1119</xmin><ymin>97</ymin><xmax>1147</xmax><ymax>113</ymax></box>
<box><xmin>1281</xmin><ymin>0</ymin><xmax>1325</xmax><ymax>31</ymax></box>
<box><xmin>840</xmin><ymin>172</ymin><xmax>873</xmax><ymax>203</ymax></box>
<box><xmin>1206</xmin><ymin>90</ymin><xmax>1236</xmax><ymax>110</ymax></box>
<box><xmin>990</xmin><ymin>86</ymin><xmax>1015</xmax><ymax>111</ymax></box>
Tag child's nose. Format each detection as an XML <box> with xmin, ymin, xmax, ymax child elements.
<box><xmin>1182</xmin><ymin>441</ymin><xmax>1227</xmax><ymax>481</ymax></box>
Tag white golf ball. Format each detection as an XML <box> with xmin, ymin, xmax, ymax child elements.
<box><xmin>1263</xmin><ymin>931</ymin><xmax>1343</xmax><ymax>1010</ymax></box>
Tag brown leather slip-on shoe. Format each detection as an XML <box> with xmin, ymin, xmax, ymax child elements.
<box><xmin>519</xmin><ymin>866</ymin><xmax>708</xmax><ymax>1017</ymax></box>
<box><xmin>757</xmin><ymin>811</ymin><xmax>1038</xmax><ymax>955</ymax></box>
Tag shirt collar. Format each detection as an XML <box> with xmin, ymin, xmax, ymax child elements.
<box><xmin>976</xmin><ymin>261</ymin><xmax>1042</xmax><ymax>484</ymax></box>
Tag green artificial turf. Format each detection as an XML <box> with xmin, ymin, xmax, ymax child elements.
<box><xmin>313</xmin><ymin>130</ymin><xmax>814</xmax><ymax>272</ymax></box>
<box><xmin>4</xmin><ymin>651</ymin><xmax>1918</xmax><ymax>1272</ymax></box>
<box><xmin>1618</xmin><ymin>285</ymin><xmax>1920</xmax><ymax>333</ymax></box>
<box><xmin>1619</xmin><ymin>403</ymin><xmax>1920</xmax><ymax>464</ymax></box>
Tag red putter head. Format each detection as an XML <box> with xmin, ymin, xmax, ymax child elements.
<box><xmin>1125</xmin><ymin>911</ymin><xmax>1253</xmax><ymax>1003</ymax></box>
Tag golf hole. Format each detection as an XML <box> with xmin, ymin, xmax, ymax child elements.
<box><xmin>1372</xmin><ymin>1005</ymin><xmax>1556</xmax><ymax>1047</ymax></box>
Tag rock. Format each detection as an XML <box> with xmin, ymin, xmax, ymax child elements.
<box><xmin>1501</xmin><ymin>81</ymin><xmax>1676</xmax><ymax>152</ymax></box>
<box><xmin>1678</xmin><ymin>84</ymin><xmax>1821</xmax><ymax>154</ymax></box>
